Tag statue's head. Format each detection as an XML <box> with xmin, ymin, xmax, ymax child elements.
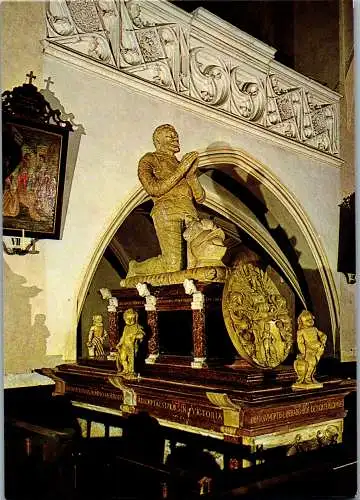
<box><xmin>123</xmin><ymin>308</ymin><xmax>138</xmax><ymax>326</ymax></box>
<box><xmin>153</xmin><ymin>124</ymin><xmax>179</xmax><ymax>153</ymax></box>
<box><xmin>297</xmin><ymin>310</ymin><xmax>314</xmax><ymax>329</ymax></box>
<box><xmin>93</xmin><ymin>314</ymin><xmax>103</xmax><ymax>325</ymax></box>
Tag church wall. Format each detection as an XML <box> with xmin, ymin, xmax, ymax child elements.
<box><xmin>2</xmin><ymin>1</ymin><xmax>353</xmax><ymax>385</ymax></box>
<box><xmin>293</xmin><ymin>0</ymin><xmax>340</xmax><ymax>90</ymax></box>
<box><xmin>338</xmin><ymin>0</ymin><xmax>355</xmax><ymax>361</ymax></box>
<box><xmin>1</xmin><ymin>2</ymin><xmax>45</xmax><ymax>92</ymax></box>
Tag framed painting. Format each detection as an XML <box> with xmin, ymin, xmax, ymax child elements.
<box><xmin>3</xmin><ymin>117</ymin><xmax>70</xmax><ymax>239</ymax></box>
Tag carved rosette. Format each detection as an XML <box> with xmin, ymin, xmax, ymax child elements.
<box><xmin>222</xmin><ymin>263</ymin><xmax>293</xmax><ymax>369</ymax></box>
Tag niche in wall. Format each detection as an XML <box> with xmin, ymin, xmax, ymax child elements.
<box><xmin>77</xmin><ymin>156</ymin><xmax>337</xmax><ymax>361</ymax></box>
<box><xmin>78</xmin><ymin>199</ymin><xmax>298</xmax><ymax>362</ymax></box>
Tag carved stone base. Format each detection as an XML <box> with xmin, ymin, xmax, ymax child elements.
<box><xmin>292</xmin><ymin>381</ymin><xmax>324</xmax><ymax>390</ymax></box>
<box><xmin>38</xmin><ymin>363</ymin><xmax>355</xmax><ymax>447</ymax></box>
<box><xmin>145</xmin><ymin>353</ymin><xmax>159</xmax><ymax>364</ymax></box>
<box><xmin>191</xmin><ymin>357</ymin><xmax>207</xmax><ymax>369</ymax></box>
<box><xmin>241</xmin><ymin>417</ymin><xmax>344</xmax><ymax>467</ymax></box>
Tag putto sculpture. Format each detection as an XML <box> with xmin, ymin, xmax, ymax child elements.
<box><xmin>87</xmin><ymin>314</ymin><xmax>107</xmax><ymax>358</ymax></box>
<box><xmin>292</xmin><ymin>310</ymin><xmax>327</xmax><ymax>390</ymax></box>
<box><xmin>116</xmin><ymin>308</ymin><xmax>145</xmax><ymax>379</ymax></box>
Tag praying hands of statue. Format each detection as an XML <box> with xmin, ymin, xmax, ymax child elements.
<box><xmin>184</xmin><ymin>155</ymin><xmax>206</xmax><ymax>204</ymax></box>
<box><xmin>138</xmin><ymin>149</ymin><xmax>199</xmax><ymax>199</ymax></box>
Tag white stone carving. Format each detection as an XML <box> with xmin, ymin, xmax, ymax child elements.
<box><xmin>136</xmin><ymin>27</ymin><xmax>165</xmax><ymax>62</ymax></box>
<box><xmin>99</xmin><ymin>288</ymin><xmax>118</xmax><ymax>312</ymax></box>
<box><xmin>46</xmin><ymin>1</ymin><xmax>76</xmax><ymax>37</ymax></box>
<box><xmin>230</xmin><ymin>67</ymin><xmax>266</xmax><ymax>122</ymax></box>
<box><xmin>191</xmin><ymin>357</ymin><xmax>207</xmax><ymax>369</ymax></box>
<box><xmin>97</xmin><ymin>0</ymin><xmax>121</xmax><ymax>66</ymax></box>
<box><xmin>99</xmin><ymin>287</ymin><xmax>112</xmax><ymax>300</ymax></box>
<box><xmin>44</xmin><ymin>0</ymin><xmax>340</xmax><ymax>156</ymax></box>
<box><xmin>145</xmin><ymin>353</ymin><xmax>159</xmax><ymax>364</ymax></box>
<box><xmin>183</xmin><ymin>279</ymin><xmax>204</xmax><ymax>310</ymax></box>
<box><xmin>136</xmin><ymin>282</ymin><xmax>150</xmax><ymax>297</ymax></box>
<box><xmin>66</xmin><ymin>0</ymin><xmax>102</xmax><ymax>33</ymax></box>
<box><xmin>190</xmin><ymin>48</ymin><xmax>230</xmax><ymax>107</ymax></box>
<box><xmin>265</xmin><ymin>75</ymin><xmax>339</xmax><ymax>154</ymax></box>
<box><xmin>127</xmin><ymin>0</ymin><xmax>154</xmax><ymax>28</ymax></box>
<box><xmin>183</xmin><ymin>278</ymin><xmax>197</xmax><ymax>295</ymax></box>
<box><xmin>191</xmin><ymin>292</ymin><xmax>205</xmax><ymax>311</ymax></box>
<box><xmin>108</xmin><ymin>297</ymin><xmax>118</xmax><ymax>312</ymax></box>
<box><xmin>136</xmin><ymin>282</ymin><xmax>157</xmax><ymax>311</ymax></box>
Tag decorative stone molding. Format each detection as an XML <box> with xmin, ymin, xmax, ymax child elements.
<box><xmin>99</xmin><ymin>287</ymin><xmax>118</xmax><ymax>311</ymax></box>
<box><xmin>136</xmin><ymin>282</ymin><xmax>157</xmax><ymax>311</ymax></box>
<box><xmin>44</xmin><ymin>0</ymin><xmax>340</xmax><ymax>157</ymax></box>
<box><xmin>183</xmin><ymin>279</ymin><xmax>205</xmax><ymax>310</ymax></box>
<box><xmin>135</xmin><ymin>283</ymin><xmax>159</xmax><ymax>363</ymax></box>
<box><xmin>99</xmin><ymin>287</ymin><xmax>112</xmax><ymax>300</ymax></box>
<box><xmin>108</xmin><ymin>297</ymin><xmax>118</xmax><ymax>312</ymax></box>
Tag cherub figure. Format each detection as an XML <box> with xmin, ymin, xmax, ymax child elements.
<box><xmin>116</xmin><ymin>308</ymin><xmax>145</xmax><ymax>378</ymax></box>
<box><xmin>292</xmin><ymin>310</ymin><xmax>327</xmax><ymax>390</ymax></box>
<box><xmin>87</xmin><ymin>314</ymin><xmax>107</xmax><ymax>358</ymax></box>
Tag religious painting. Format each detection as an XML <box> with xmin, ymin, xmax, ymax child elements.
<box><xmin>2</xmin><ymin>118</ymin><xmax>69</xmax><ymax>239</ymax></box>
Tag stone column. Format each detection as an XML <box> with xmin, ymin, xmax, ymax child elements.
<box><xmin>136</xmin><ymin>283</ymin><xmax>159</xmax><ymax>364</ymax></box>
<box><xmin>183</xmin><ymin>279</ymin><xmax>207</xmax><ymax>368</ymax></box>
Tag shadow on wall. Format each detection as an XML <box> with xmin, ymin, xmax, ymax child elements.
<box><xmin>4</xmin><ymin>261</ymin><xmax>62</xmax><ymax>374</ymax></box>
<box><xmin>40</xmin><ymin>82</ymin><xmax>86</xmax><ymax>238</ymax></box>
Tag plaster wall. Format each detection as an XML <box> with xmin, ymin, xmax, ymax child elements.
<box><xmin>1</xmin><ymin>2</ymin><xmax>45</xmax><ymax>91</ymax></box>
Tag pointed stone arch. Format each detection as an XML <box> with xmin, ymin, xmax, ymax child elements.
<box><xmin>76</xmin><ymin>148</ymin><xmax>339</xmax><ymax>355</ymax></box>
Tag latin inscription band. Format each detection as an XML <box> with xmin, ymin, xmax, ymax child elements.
<box><xmin>138</xmin><ymin>396</ymin><xmax>223</xmax><ymax>422</ymax></box>
<box><xmin>249</xmin><ymin>399</ymin><xmax>344</xmax><ymax>425</ymax></box>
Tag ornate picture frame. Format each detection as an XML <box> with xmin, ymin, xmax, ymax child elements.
<box><xmin>3</xmin><ymin>118</ymin><xmax>69</xmax><ymax>239</ymax></box>
<box><xmin>2</xmin><ymin>76</ymin><xmax>73</xmax><ymax>239</ymax></box>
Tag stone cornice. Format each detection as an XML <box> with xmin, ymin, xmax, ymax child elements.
<box><xmin>190</xmin><ymin>7</ymin><xmax>276</xmax><ymax>65</ymax></box>
<box><xmin>43</xmin><ymin>41</ymin><xmax>343</xmax><ymax>169</ymax></box>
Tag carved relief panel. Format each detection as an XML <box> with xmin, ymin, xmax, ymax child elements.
<box><xmin>45</xmin><ymin>0</ymin><xmax>340</xmax><ymax>156</ymax></box>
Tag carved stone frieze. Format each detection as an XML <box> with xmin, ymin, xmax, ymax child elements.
<box><xmin>266</xmin><ymin>75</ymin><xmax>339</xmax><ymax>155</ymax></box>
<box><xmin>230</xmin><ymin>67</ymin><xmax>266</xmax><ymax>122</ymax></box>
<box><xmin>190</xmin><ymin>48</ymin><xmax>230</xmax><ymax>108</ymax></box>
<box><xmin>44</xmin><ymin>0</ymin><xmax>340</xmax><ymax>156</ymax></box>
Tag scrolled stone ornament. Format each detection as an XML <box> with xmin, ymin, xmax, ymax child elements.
<box><xmin>222</xmin><ymin>263</ymin><xmax>293</xmax><ymax>369</ymax></box>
